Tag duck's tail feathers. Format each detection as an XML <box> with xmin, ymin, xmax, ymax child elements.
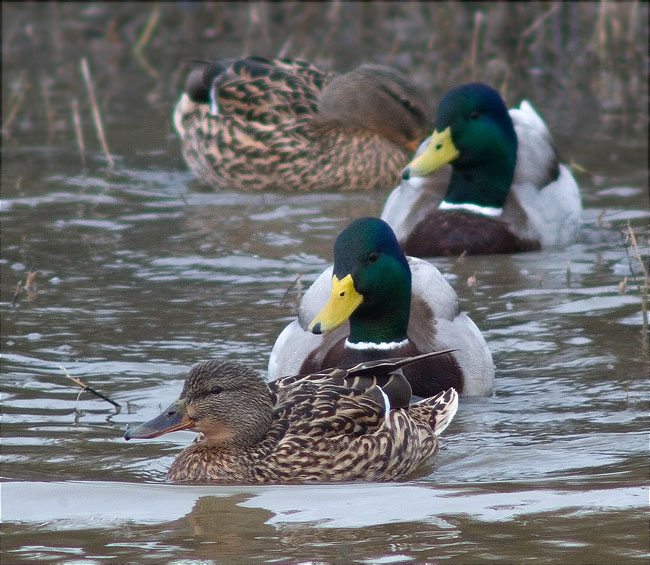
<box><xmin>420</xmin><ymin>388</ymin><xmax>458</xmax><ymax>436</ymax></box>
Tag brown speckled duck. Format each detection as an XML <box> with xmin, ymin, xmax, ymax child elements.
<box><xmin>124</xmin><ymin>354</ymin><xmax>458</xmax><ymax>483</ymax></box>
<box><xmin>173</xmin><ymin>56</ymin><xmax>431</xmax><ymax>191</ymax></box>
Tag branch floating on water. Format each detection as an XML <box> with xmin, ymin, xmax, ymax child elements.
<box><xmin>59</xmin><ymin>365</ymin><xmax>121</xmax><ymax>409</ymax></box>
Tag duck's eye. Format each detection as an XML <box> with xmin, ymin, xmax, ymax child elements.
<box><xmin>469</xmin><ymin>111</ymin><xmax>481</xmax><ymax>120</ymax></box>
<box><xmin>368</xmin><ymin>252</ymin><xmax>379</xmax><ymax>263</ymax></box>
<box><xmin>210</xmin><ymin>385</ymin><xmax>223</xmax><ymax>395</ymax></box>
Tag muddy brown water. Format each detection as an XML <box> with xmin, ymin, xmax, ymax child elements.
<box><xmin>2</xmin><ymin>3</ymin><xmax>649</xmax><ymax>563</ymax></box>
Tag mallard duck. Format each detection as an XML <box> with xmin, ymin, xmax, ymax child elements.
<box><xmin>269</xmin><ymin>217</ymin><xmax>494</xmax><ymax>397</ymax></box>
<box><xmin>173</xmin><ymin>56</ymin><xmax>431</xmax><ymax>192</ymax></box>
<box><xmin>380</xmin><ymin>82</ymin><xmax>582</xmax><ymax>256</ymax></box>
<box><xmin>124</xmin><ymin>354</ymin><xmax>458</xmax><ymax>483</ymax></box>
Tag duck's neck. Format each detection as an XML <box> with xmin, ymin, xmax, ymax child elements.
<box><xmin>444</xmin><ymin>152</ymin><xmax>516</xmax><ymax>211</ymax></box>
<box><xmin>347</xmin><ymin>298</ymin><xmax>410</xmax><ymax>346</ymax></box>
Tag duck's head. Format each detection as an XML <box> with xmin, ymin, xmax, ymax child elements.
<box><xmin>124</xmin><ymin>360</ymin><xmax>273</xmax><ymax>447</ymax></box>
<box><xmin>402</xmin><ymin>83</ymin><xmax>517</xmax><ymax>209</ymax></box>
<box><xmin>308</xmin><ymin>217</ymin><xmax>411</xmax><ymax>345</ymax></box>
<box><xmin>317</xmin><ymin>65</ymin><xmax>432</xmax><ymax>152</ymax></box>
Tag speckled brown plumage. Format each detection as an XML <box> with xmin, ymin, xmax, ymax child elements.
<box><xmin>173</xmin><ymin>57</ymin><xmax>431</xmax><ymax>192</ymax></box>
<box><xmin>127</xmin><ymin>356</ymin><xmax>458</xmax><ymax>483</ymax></box>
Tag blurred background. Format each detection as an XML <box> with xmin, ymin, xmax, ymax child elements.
<box><xmin>3</xmin><ymin>1</ymin><xmax>648</xmax><ymax>159</ymax></box>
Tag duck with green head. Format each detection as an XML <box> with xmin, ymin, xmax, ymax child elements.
<box><xmin>269</xmin><ymin>217</ymin><xmax>494</xmax><ymax>398</ymax></box>
<box><xmin>381</xmin><ymin>82</ymin><xmax>582</xmax><ymax>256</ymax></box>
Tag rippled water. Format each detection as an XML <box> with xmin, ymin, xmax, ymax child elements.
<box><xmin>2</xmin><ymin>4</ymin><xmax>649</xmax><ymax>564</ymax></box>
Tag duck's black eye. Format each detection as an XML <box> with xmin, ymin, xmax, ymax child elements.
<box><xmin>469</xmin><ymin>111</ymin><xmax>481</xmax><ymax>120</ymax></box>
<box><xmin>210</xmin><ymin>385</ymin><xmax>223</xmax><ymax>395</ymax></box>
<box><xmin>368</xmin><ymin>252</ymin><xmax>379</xmax><ymax>263</ymax></box>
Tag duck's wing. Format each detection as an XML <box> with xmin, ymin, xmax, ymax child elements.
<box><xmin>203</xmin><ymin>56</ymin><xmax>329</xmax><ymax>119</ymax></box>
<box><xmin>405</xmin><ymin>257</ymin><xmax>495</xmax><ymax>397</ymax></box>
<box><xmin>510</xmin><ymin>101</ymin><xmax>560</xmax><ymax>189</ymax></box>
<box><xmin>506</xmin><ymin>102</ymin><xmax>582</xmax><ymax>247</ymax></box>
<box><xmin>272</xmin><ymin>379</ymin><xmax>388</xmax><ymax>441</ymax></box>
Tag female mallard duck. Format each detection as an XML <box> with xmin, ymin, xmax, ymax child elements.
<box><xmin>124</xmin><ymin>355</ymin><xmax>458</xmax><ymax>483</ymax></box>
<box><xmin>380</xmin><ymin>82</ymin><xmax>582</xmax><ymax>256</ymax></box>
<box><xmin>269</xmin><ymin>217</ymin><xmax>494</xmax><ymax>397</ymax></box>
<box><xmin>173</xmin><ymin>56</ymin><xmax>431</xmax><ymax>191</ymax></box>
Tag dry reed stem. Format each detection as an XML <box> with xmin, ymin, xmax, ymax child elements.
<box><xmin>41</xmin><ymin>77</ymin><xmax>55</xmax><ymax>144</ymax></box>
<box><xmin>133</xmin><ymin>6</ymin><xmax>161</xmax><ymax>79</ymax></box>
<box><xmin>468</xmin><ymin>10</ymin><xmax>483</xmax><ymax>81</ymax></box>
<box><xmin>3</xmin><ymin>71</ymin><xmax>28</xmax><ymax>135</ymax></box>
<box><xmin>81</xmin><ymin>57</ymin><xmax>114</xmax><ymax>170</ymax></box>
<box><xmin>71</xmin><ymin>97</ymin><xmax>87</xmax><ymax>172</ymax></box>
<box><xmin>134</xmin><ymin>6</ymin><xmax>160</xmax><ymax>54</ymax></box>
<box><xmin>623</xmin><ymin>222</ymin><xmax>649</xmax><ymax>338</ymax></box>
<box><xmin>516</xmin><ymin>2</ymin><xmax>561</xmax><ymax>62</ymax></box>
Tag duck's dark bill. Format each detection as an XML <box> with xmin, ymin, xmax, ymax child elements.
<box><xmin>124</xmin><ymin>399</ymin><xmax>194</xmax><ymax>441</ymax></box>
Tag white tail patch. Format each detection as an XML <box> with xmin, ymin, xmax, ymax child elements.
<box><xmin>432</xmin><ymin>389</ymin><xmax>459</xmax><ymax>437</ymax></box>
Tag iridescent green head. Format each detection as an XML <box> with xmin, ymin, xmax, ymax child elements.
<box><xmin>403</xmin><ymin>83</ymin><xmax>518</xmax><ymax>209</ymax></box>
<box><xmin>309</xmin><ymin>217</ymin><xmax>411</xmax><ymax>344</ymax></box>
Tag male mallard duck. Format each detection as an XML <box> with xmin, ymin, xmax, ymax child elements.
<box><xmin>124</xmin><ymin>355</ymin><xmax>458</xmax><ymax>483</ymax></box>
<box><xmin>269</xmin><ymin>217</ymin><xmax>494</xmax><ymax>397</ymax></box>
<box><xmin>173</xmin><ymin>56</ymin><xmax>431</xmax><ymax>191</ymax></box>
<box><xmin>381</xmin><ymin>82</ymin><xmax>582</xmax><ymax>256</ymax></box>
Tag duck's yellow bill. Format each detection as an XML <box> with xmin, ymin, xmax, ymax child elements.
<box><xmin>308</xmin><ymin>274</ymin><xmax>363</xmax><ymax>334</ymax></box>
<box><xmin>402</xmin><ymin>127</ymin><xmax>459</xmax><ymax>177</ymax></box>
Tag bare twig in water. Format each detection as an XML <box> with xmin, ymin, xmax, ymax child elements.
<box><xmin>71</xmin><ymin>98</ymin><xmax>87</xmax><ymax>172</ymax></box>
<box><xmin>25</xmin><ymin>271</ymin><xmax>37</xmax><ymax>292</ymax></box>
<box><xmin>11</xmin><ymin>271</ymin><xmax>37</xmax><ymax>308</ymax></box>
<box><xmin>455</xmin><ymin>250</ymin><xmax>468</xmax><ymax>265</ymax></box>
<box><xmin>621</xmin><ymin>222</ymin><xmax>649</xmax><ymax>338</ymax></box>
<box><xmin>11</xmin><ymin>281</ymin><xmax>23</xmax><ymax>309</ymax></box>
<box><xmin>59</xmin><ymin>364</ymin><xmax>122</xmax><ymax>409</ymax></box>
<box><xmin>281</xmin><ymin>273</ymin><xmax>304</xmax><ymax>313</ymax></box>
<box><xmin>80</xmin><ymin>57</ymin><xmax>115</xmax><ymax>170</ymax></box>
